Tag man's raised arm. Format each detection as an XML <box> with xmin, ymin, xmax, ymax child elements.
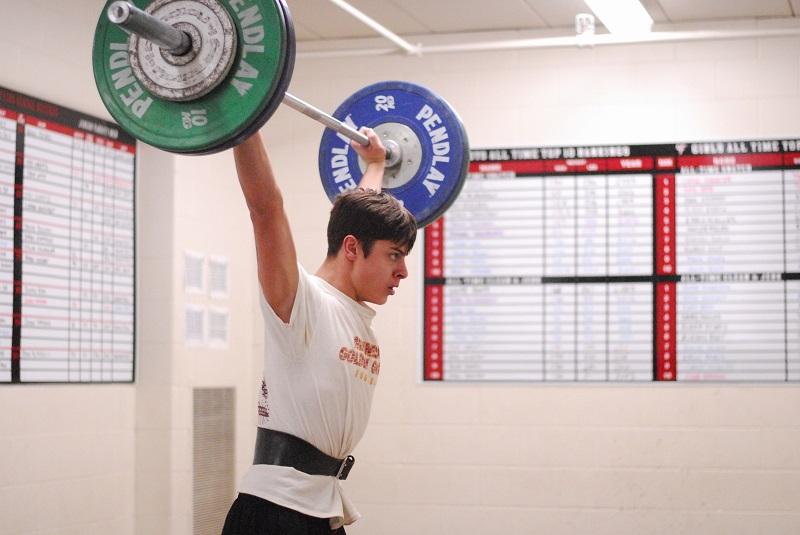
<box><xmin>234</xmin><ymin>132</ymin><xmax>298</xmax><ymax>323</ymax></box>
<box><xmin>352</xmin><ymin>128</ymin><xmax>386</xmax><ymax>191</ymax></box>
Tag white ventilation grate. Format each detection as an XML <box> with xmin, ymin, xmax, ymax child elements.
<box><xmin>193</xmin><ymin>387</ymin><xmax>235</xmax><ymax>535</ymax></box>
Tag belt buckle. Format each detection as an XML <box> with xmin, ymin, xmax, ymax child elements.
<box><xmin>336</xmin><ymin>455</ymin><xmax>355</xmax><ymax>480</ymax></box>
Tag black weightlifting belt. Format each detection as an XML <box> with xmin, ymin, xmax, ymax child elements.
<box><xmin>253</xmin><ymin>428</ymin><xmax>356</xmax><ymax>481</ymax></box>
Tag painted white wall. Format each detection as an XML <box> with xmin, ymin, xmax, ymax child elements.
<box><xmin>0</xmin><ymin>1</ymin><xmax>172</xmax><ymax>534</ymax></box>
<box><xmin>0</xmin><ymin>1</ymin><xmax>799</xmax><ymax>534</ymax></box>
<box><xmin>276</xmin><ymin>36</ymin><xmax>800</xmax><ymax>535</ymax></box>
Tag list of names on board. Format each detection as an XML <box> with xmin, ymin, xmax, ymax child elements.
<box><xmin>423</xmin><ymin>141</ymin><xmax>800</xmax><ymax>382</ymax></box>
<box><xmin>0</xmin><ymin>86</ymin><xmax>136</xmax><ymax>383</ymax></box>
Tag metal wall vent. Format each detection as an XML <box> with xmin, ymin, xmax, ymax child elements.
<box><xmin>193</xmin><ymin>387</ymin><xmax>235</xmax><ymax>535</ymax></box>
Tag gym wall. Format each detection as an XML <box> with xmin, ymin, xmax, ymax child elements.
<box><xmin>0</xmin><ymin>2</ymin><xmax>798</xmax><ymax>535</ymax></box>
<box><xmin>0</xmin><ymin>1</ymin><xmax>160</xmax><ymax>533</ymax></box>
<box><xmin>285</xmin><ymin>39</ymin><xmax>800</xmax><ymax>535</ymax></box>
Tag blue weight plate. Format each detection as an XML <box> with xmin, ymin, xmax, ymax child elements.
<box><xmin>318</xmin><ymin>81</ymin><xmax>469</xmax><ymax>228</ymax></box>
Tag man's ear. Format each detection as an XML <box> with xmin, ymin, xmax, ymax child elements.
<box><xmin>342</xmin><ymin>235</ymin><xmax>359</xmax><ymax>261</ymax></box>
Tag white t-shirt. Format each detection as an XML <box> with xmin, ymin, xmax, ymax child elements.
<box><xmin>239</xmin><ymin>265</ymin><xmax>381</xmax><ymax>529</ymax></box>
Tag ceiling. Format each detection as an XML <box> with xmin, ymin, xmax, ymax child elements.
<box><xmin>288</xmin><ymin>0</ymin><xmax>800</xmax><ymax>47</ymax></box>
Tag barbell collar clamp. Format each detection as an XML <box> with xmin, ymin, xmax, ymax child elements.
<box><xmin>107</xmin><ymin>1</ymin><xmax>192</xmax><ymax>56</ymax></box>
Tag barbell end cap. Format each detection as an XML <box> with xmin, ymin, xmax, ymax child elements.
<box><xmin>384</xmin><ymin>139</ymin><xmax>401</xmax><ymax>168</ymax></box>
<box><xmin>107</xmin><ymin>1</ymin><xmax>131</xmax><ymax>25</ymax></box>
<box><xmin>171</xmin><ymin>33</ymin><xmax>194</xmax><ymax>57</ymax></box>
<box><xmin>105</xmin><ymin>0</ymin><xmax>193</xmax><ymax>56</ymax></box>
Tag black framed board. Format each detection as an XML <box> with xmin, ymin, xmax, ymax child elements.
<box><xmin>423</xmin><ymin>140</ymin><xmax>799</xmax><ymax>382</ymax></box>
<box><xmin>0</xmin><ymin>86</ymin><xmax>136</xmax><ymax>383</ymax></box>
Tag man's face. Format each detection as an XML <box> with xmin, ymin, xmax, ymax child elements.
<box><xmin>353</xmin><ymin>239</ymin><xmax>409</xmax><ymax>305</ymax></box>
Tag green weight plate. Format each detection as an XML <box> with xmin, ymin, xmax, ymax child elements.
<box><xmin>93</xmin><ymin>0</ymin><xmax>292</xmax><ymax>154</ymax></box>
<box><xmin>181</xmin><ymin>0</ymin><xmax>295</xmax><ymax>155</ymax></box>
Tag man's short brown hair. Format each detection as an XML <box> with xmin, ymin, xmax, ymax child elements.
<box><xmin>327</xmin><ymin>189</ymin><xmax>417</xmax><ymax>257</ymax></box>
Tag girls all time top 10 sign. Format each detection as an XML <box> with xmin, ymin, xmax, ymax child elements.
<box><xmin>423</xmin><ymin>140</ymin><xmax>800</xmax><ymax>383</ymax></box>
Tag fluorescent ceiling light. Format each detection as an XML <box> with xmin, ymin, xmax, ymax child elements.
<box><xmin>584</xmin><ymin>0</ymin><xmax>653</xmax><ymax>35</ymax></box>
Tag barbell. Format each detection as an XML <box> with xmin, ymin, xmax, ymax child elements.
<box><xmin>92</xmin><ymin>0</ymin><xmax>469</xmax><ymax>227</ymax></box>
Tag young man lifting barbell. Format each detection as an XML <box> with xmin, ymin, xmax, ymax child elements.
<box><xmin>92</xmin><ymin>4</ymin><xmax>466</xmax><ymax>532</ymax></box>
<box><xmin>221</xmin><ymin>127</ymin><xmax>417</xmax><ymax>535</ymax></box>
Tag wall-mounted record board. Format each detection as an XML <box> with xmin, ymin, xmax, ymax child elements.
<box><xmin>423</xmin><ymin>140</ymin><xmax>799</xmax><ymax>382</ymax></box>
<box><xmin>0</xmin><ymin>86</ymin><xmax>136</xmax><ymax>384</ymax></box>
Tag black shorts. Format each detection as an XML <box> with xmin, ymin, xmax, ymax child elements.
<box><xmin>221</xmin><ymin>493</ymin><xmax>347</xmax><ymax>535</ymax></box>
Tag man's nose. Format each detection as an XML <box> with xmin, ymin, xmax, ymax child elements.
<box><xmin>395</xmin><ymin>258</ymin><xmax>408</xmax><ymax>279</ymax></box>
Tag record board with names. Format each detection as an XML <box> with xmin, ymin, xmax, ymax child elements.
<box><xmin>423</xmin><ymin>140</ymin><xmax>800</xmax><ymax>382</ymax></box>
<box><xmin>0</xmin><ymin>86</ymin><xmax>135</xmax><ymax>384</ymax></box>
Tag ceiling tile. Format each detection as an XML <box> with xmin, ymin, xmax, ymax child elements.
<box><xmin>522</xmin><ymin>0</ymin><xmax>671</xmax><ymax>31</ymax></box>
<box><xmin>289</xmin><ymin>0</ymin><xmax>800</xmax><ymax>44</ymax></box>
<box><xmin>375</xmin><ymin>0</ymin><xmax>549</xmax><ymax>34</ymax></box>
<box><xmin>348</xmin><ymin>0</ymin><xmax>436</xmax><ymax>34</ymax></box>
<box><xmin>639</xmin><ymin>0</ymin><xmax>670</xmax><ymax>23</ymax></box>
<box><xmin>292</xmin><ymin>20</ymin><xmax>322</xmax><ymax>40</ymax></box>
<box><xmin>656</xmin><ymin>0</ymin><xmax>792</xmax><ymax>21</ymax></box>
<box><xmin>288</xmin><ymin>0</ymin><xmax>434</xmax><ymax>41</ymax></box>
<box><xmin>522</xmin><ymin>0</ymin><xmax>604</xmax><ymax>29</ymax></box>
<box><xmin>287</xmin><ymin>0</ymin><xmax>382</xmax><ymax>40</ymax></box>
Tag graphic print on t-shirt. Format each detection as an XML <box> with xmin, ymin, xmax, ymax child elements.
<box><xmin>339</xmin><ymin>336</ymin><xmax>380</xmax><ymax>385</ymax></box>
<box><xmin>258</xmin><ymin>379</ymin><xmax>270</xmax><ymax>419</ymax></box>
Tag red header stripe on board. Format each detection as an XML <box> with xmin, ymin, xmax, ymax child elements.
<box><xmin>0</xmin><ymin>108</ymin><xmax>19</xmax><ymax>122</ymax></box>
<box><xmin>24</xmin><ymin>119</ymin><xmax>136</xmax><ymax>153</ymax></box>
<box><xmin>605</xmin><ymin>156</ymin><xmax>654</xmax><ymax>172</ymax></box>
<box><xmin>543</xmin><ymin>158</ymin><xmax>606</xmax><ymax>173</ymax></box>
<box><xmin>471</xmin><ymin>151</ymin><xmax>794</xmax><ymax>173</ymax></box>
<box><xmin>656</xmin><ymin>156</ymin><xmax>677</xmax><ymax>170</ymax></box>
<box><xmin>783</xmin><ymin>152</ymin><xmax>800</xmax><ymax>167</ymax></box>
<box><xmin>678</xmin><ymin>153</ymin><xmax>783</xmax><ymax>168</ymax></box>
<box><xmin>470</xmin><ymin>159</ymin><xmax>654</xmax><ymax>173</ymax></box>
<box><xmin>470</xmin><ymin>160</ymin><xmax>546</xmax><ymax>174</ymax></box>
